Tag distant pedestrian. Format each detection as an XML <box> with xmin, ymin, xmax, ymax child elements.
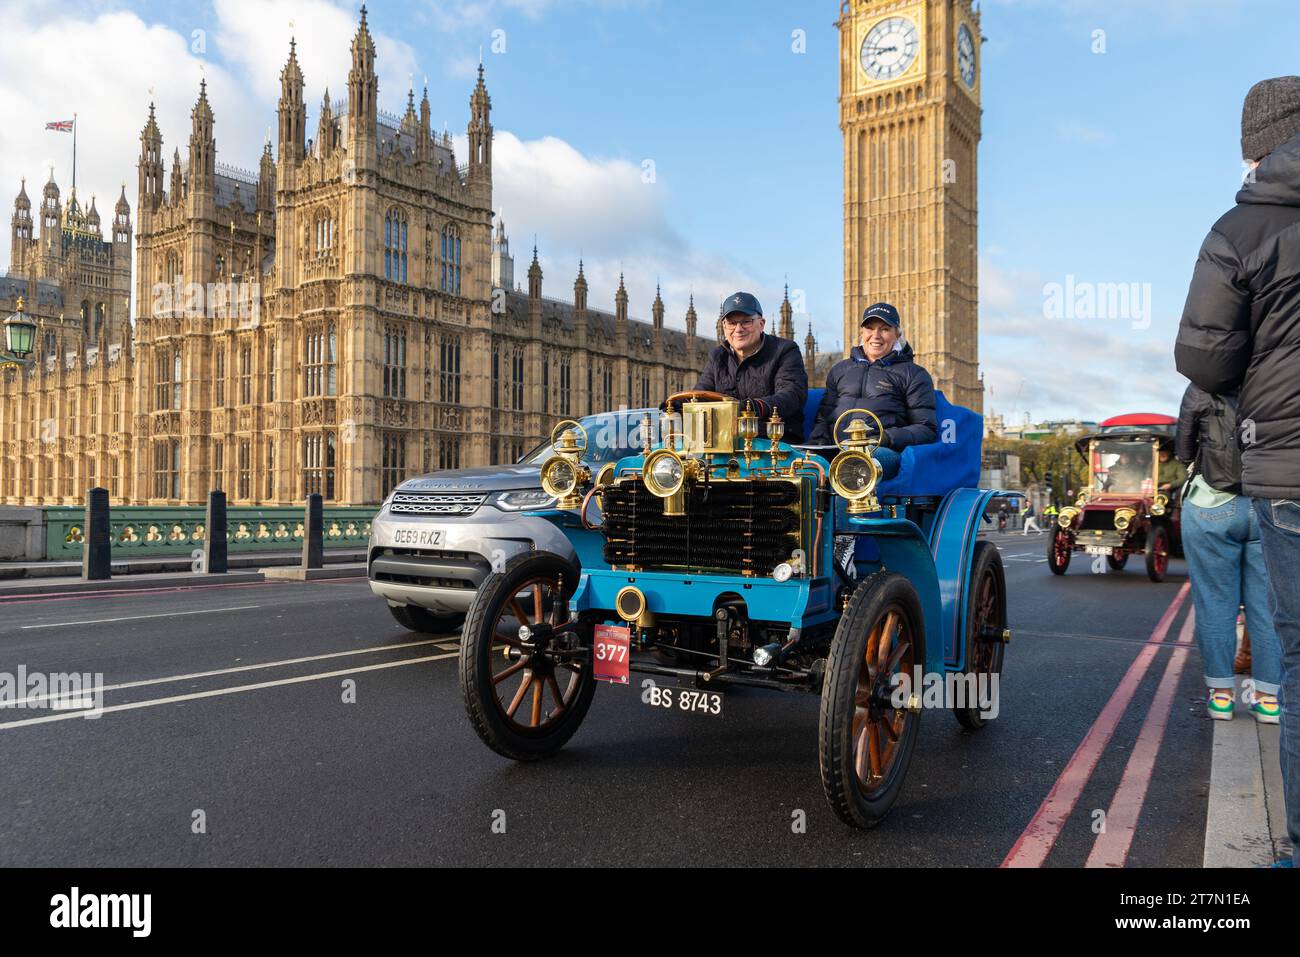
<box><xmin>1022</xmin><ymin>502</ymin><xmax>1042</xmax><ymax>535</ymax></box>
<box><xmin>1174</xmin><ymin>383</ymin><xmax>1281</xmax><ymax>725</ymax></box>
<box><xmin>1174</xmin><ymin>75</ymin><xmax>1300</xmax><ymax>867</ymax></box>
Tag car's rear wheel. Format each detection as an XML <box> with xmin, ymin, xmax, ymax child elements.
<box><xmin>819</xmin><ymin>571</ymin><xmax>923</xmax><ymax>829</ymax></box>
<box><xmin>1145</xmin><ymin>525</ymin><xmax>1169</xmax><ymax>582</ymax></box>
<box><xmin>1048</xmin><ymin>528</ymin><xmax>1072</xmax><ymax>575</ymax></box>
<box><xmin>389</xmin><ymin>603</ymin><xmax>465</xmax><ymax>635</ymax></box>
<box><xmin>954</xmin><ymin>542</ymin><xmax>1006</xmax><ymax>731</ymax></box>
<box><xmin>459</xmin><ymin>552</ymin><xmax>595</xmax><ymax>761</ymax></box>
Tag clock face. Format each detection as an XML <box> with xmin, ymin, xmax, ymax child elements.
<box><xmin>957</xmin><ymin>22</ymin><xmax>976</xmax><ymax>89</ymax></box>
<box><xmin>860</xmin><ymin>16</ymin><xmax>919</xmax><ymax>82</ymax></box>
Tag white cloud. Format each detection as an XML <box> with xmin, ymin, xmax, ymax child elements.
<box><xmin>477</xmin><ymin>130</ymin><xmax>764</xmax><ymax>329</ymax></box>
<box><xmin>1055</xmin><ymin>119</ymin><xmax>1114</xmax><ymax>146</ymax></box>
<box><xmin>213</xmin><ymin>0</ymin><xmax>420</xmax><ymax>109</ymax></box>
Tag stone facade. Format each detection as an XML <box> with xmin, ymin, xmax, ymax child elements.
<box><xmin>0</xmin><ymin>8</ymin><xmax>713</xmax><ymax>508</ymax></box>
<box><xmin>836</xmin><ymin>0</ymin><xmax>983</xmax><ymax>410</ymax></box>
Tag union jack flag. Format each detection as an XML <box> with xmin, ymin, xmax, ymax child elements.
<box><xmin>45</xmin><ymin>120</ymin><xmax>74</xmax><ymax>132</ymax></box>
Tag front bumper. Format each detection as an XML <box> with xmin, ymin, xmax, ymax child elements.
<box><xmin>368</xmin><ymin>507</ymin><xmax>578</xmax><ymax>614</ymax></box>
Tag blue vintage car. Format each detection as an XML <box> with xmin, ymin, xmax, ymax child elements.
<box><xmin>458</xmin><ymin>388</ymin><xmax>1011</xmax><ymax>829</ymax></box>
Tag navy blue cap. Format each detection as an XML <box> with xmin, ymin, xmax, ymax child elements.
<box><xmin>721</xmin><ymin>292</ymin><xmax>763</xmax><ymax>319</ymax></box>
<box><xmin>861</xmin><ymin>302</ymin><xmax>901</xmax><ymax>328</ymax></box>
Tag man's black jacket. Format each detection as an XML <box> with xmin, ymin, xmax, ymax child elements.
<box><xmin>1175</xmin><ymin>131</ymin><xmax>1300</xmax><ymax>498</ymax></box>
<box><xmin>695</xmin><ymin>334</ymin><xmax>808</xmax><ymax>442</ymax></box>
<box><xmin>1175</xmin><ymin>383</ymin><xmax>1243</xmax><ymax>495</ymax></box>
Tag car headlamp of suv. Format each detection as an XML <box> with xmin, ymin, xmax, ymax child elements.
<box><xmin>643</xmin><ymin>448</ymin><xmax>686</xmax><ymax>498</ymax></box>
<box><xmin>494</xmin><ymin>489</ymin><xmax>556</xmax><ymax>511</ymax></box>
<box><xmin>830</xmin><ymin>450</ymin><xmax>881</xmax><ymax>514</ymax></box>
<box><xmin>1114</xmin><ymin>507</ymin><xmax>1136</xmax><ymax>531</ymax></box>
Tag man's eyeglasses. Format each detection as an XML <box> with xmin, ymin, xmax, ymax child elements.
<box><xmin>723</xmin><ymin>317</ymin><xmax>759</xmax><ymax>330</ymax></box>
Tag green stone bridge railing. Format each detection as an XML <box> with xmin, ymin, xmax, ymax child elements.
<box><xmin>43</xmin><ymin>505</ymin><xmax>377</xmax><ymax>560</ymax></box>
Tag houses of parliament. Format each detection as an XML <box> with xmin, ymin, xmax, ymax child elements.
<box><xmin>0</xmin><ymin>1</ymin><xmax>979</xmax><ymax>509</ymax></box>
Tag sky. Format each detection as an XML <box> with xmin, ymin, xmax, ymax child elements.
<box><xmin>1</xmin><ymin>0</ymin><xmax>1297</xmax><ymax>423</ymax></box>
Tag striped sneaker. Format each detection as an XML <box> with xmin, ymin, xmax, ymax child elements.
<box><xmin>1251</xmin><ymin>693</ymin><xmax>1280</xmax><ymax>725</ymax></box>
<box><xmin>1207</xmin><ymin>690</ymin><xmax>1235</xmax><ymax>720</ymax></box>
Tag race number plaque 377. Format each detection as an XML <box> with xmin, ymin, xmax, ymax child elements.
<box><xmin>593</xmin><ymin>624</ymin><xmax>631</xmax><ymax>684</ymax></box>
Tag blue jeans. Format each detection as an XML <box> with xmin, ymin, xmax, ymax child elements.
<box><xmin>1252</xmin><ymin>498</ymin><xmax>1300</xmax><ymax>866</ymax></box>
<box><xmin>875</xmin><ymin>446</ymin><xmax>901</xmax><ymax>481</ymax></box>
<box><xmin>1182</xmin><ymin>497</ymin><xmax>1282</xmax><ymax>694</ymax></box>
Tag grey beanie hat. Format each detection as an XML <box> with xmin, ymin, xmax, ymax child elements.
<box><xmin>1241</xmin><ymin>76</ymin><xmax>1300</xmax><ymax>161</ymax></box>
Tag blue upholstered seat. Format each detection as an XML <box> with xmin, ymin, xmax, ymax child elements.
<box><xmin>801</xmin><ymin>388</ymin><xmax>983</xmax><ymax>499</ymax></box>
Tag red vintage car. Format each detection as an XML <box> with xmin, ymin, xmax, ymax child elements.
<box><xmin>1048</xmin><ymin>428</ymin><xmax>1183</xmax><ymax>582</ymax></box>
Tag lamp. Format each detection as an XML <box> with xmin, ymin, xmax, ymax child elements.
<box><xmin>4</xmin><ymin>296</ymin><xmax>37</xmax><ymax>361</ymax></box>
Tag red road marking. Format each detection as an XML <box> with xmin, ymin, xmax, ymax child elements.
<box><xmin>1084</xmin><ymin>608</ymin><xmax>1196</xmax><ymax>867</ymax></box>
<box><xmin>1001</xmin><ymin>581</ymin><xmax>1191</xmax><ymax>868</ymax></box>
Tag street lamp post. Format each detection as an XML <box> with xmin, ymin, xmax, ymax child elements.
<box><xmin>2</xmin><ymin>297</ymin><xmax>37</xmax><ymax>368</ymax></box>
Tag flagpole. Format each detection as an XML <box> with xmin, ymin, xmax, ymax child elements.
<box><xmin>72</xmin><ymin>113</ymin><xmax>77</xmax><ymax>198</ymax></box>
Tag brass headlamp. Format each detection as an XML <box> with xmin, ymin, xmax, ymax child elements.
<box><xmin>1058</xmin><ymin>505</ymin><xmax>1080</xmax><ymax>529</ymax></box>
<box><xmin>767</xmin><ymin>408</ymin><xmax>785</xmax><ymax>468</ymax></box>
<box><xmin>1114</xmin><ymin>507</ymin><xmax>1137</xmax><ymax>532</ymax></box>
<box><xmin>1151</xmin><ymin>493</ymin><xmax>1168</xmax><ymax>517</ymax></box>
<box><xmin>539</xmin><ymin>420</ymin><xmax>590</xmax><ymax>509</ymax></box>
<box><xmin>738</xmin><ymin>401</ymin><xmax>760</xmax><ymax>462</ymax></box>
<box><xmin>829</xmin><ymin>408</ymin><xmax>885</xmax><ymax>514</ymax></box>
<box><xmin>642</xmin><ymin>447</ymin><xmax>701</xmax><ymax>516</ymax></box>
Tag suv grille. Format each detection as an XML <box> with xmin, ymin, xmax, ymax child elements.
<box><xmin>389</xmin><ymin>491</ymin><xmax>487</xmax><ymax>516</ymax></box>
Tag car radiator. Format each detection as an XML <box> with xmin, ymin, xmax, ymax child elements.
<box><xmin>601</xmin><ymin>479</ymin><xmax>801</xmax><ymax>576</ymax></box>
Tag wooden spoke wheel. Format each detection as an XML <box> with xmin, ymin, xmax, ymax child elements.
<box><xmin>459</xmin><ymin>553</ymin><xmax>595</xmax><ymax>761</ymax></box>
<box><xmin>819</xmin><ymin>571</ymin><xmax>924</xmax><ymax>829</ymax></box>
<box><xmin>1145</xmin><ymin>525</ymin><xmax>1170</xmax><ymax>582</ymax></box>
<box><xmin>1048</xmin><ymin>527</ymin><xmax>1073</xmax><ymax>575</ymax></box>
<box><xmin>954</xmin><ymin>541</ymin><xmax>1007</xmax><ymax>731</ymax></box>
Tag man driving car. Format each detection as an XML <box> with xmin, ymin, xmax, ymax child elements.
<box><xmin>694</xmin><ymin>291</ymin><xmax>808</xmax><ymax>442</ymax></box>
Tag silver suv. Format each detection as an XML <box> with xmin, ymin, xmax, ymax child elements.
<box><xmin>369</xmin><ymin>408</ymin><xmax>657</xmax><ymax>634</ymax></box>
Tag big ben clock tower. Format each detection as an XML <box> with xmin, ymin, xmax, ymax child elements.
<box><xmin>836</xmin><ymin>0</ymin><xmax>982</xmax><ymax>411</ymax></box>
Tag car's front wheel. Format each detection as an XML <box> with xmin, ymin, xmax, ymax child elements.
<box><xmin>459</xmin><ymin>552</ymin><xmax>595</xmax><ymax>761</ymax></box>
<box><xmin>1048</xmin><ymin>528</ymin><xmax>1072</xmax><ymax>575</ymax></box>
<box><xmin>389</xmin><ymin>603</ymin><xmax>465</xmax><ymax>635</ymax></box>
<box><xmin>818</xmin><ymin>570</ymin><xmax>924</xmax><ymax>829</ymax></box>
<box><xmin>1145</xmin><ymin>525</ymin><xmax>1170</xmax><ymax>582</ymax></box>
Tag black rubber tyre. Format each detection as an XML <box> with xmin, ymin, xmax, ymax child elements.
<box><xmin>818</xmin><ymin>570</ymin><xmax>924</xmax><ymax>829</ymax></box>
<box><xmin>459</xmin><ymin>552</ymin><xmax>595</xmax><ymax>762</ymax></box>
<box><xmin>1107</xmin><ymin>553</ymin><xmax>1129</xmax><ymax>571</ymax></box>
<box><xmin>954</xmin><ymin>541</ymin><xmax>1007</xmax><ymax>731</ymax></box>
<box><xmin>1145</xmin><ymin>525</ymin><xmax>1170</xmax><ymax>583</ymax></box>
<box><xmin>1048</xmin><ymin>528</ymin><xmax>1072</xmax><ymax>575</ymax></box>
<box><xmin>389</xmin><ymin>603</ymin><xmax>465</xmax><ymax>635</ymax></box>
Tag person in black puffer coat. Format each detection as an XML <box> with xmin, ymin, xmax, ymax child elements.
<box><xmin>1174</xmin><ymin>75</ymin><xmax>1300</xmax><ymax>868</ymax></box>
<box><xmin>808</xmin><ymin>302</ymin><xmax>937</xmax><ymax>478</ymax></box>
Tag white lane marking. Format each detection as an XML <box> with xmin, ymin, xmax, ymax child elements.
<box><xmin>20</xmin><ymin>605</ymin><xmax>263</xmax><ymax>630</ymax></box>
<box><xmin>7</xmin><ymin>638</ymin><xmax>450</xmax><ymax>707</ymax></box>
<box><xmin>0</xmin><ymin>652</ymin><xmax>457</xmax><ymax>730</ymax></box>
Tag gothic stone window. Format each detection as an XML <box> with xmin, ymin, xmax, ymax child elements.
<box><xmin>213</xmin><ymin>440</ymin><xmax>224</xmax><ymax>491</ymax></box>
<box><xmin>510</xmin><ymin>347</ymin><xmax>524</xmax><ymax>412</ymax></box>
<box><xmin>214</xmin><ymin>346</ymin><xmax>226</xmax><ymax>406</ymax></box>
<box><xmin>439</xmin><ymin>336</ymin><xmax>461</xmax><ymax>404</ymax></box>
<box><xmin>267</xmin><ymin>339</ymin><xmax>276</xmax><ymax>402</ymax></box>
<box><xmin>305</xmin><ymin>324</ymin><xmax>337</xmax><ymax>397</ymax></box>
<box><xmin>153</xmin><ymin>439</ymin><xmax>179</xmax><ymax>500</ymax></box>
<box><xmin>266</xmin><ymin>439</ymin><xmax>275</xmax><ymax>501</ymax></box>
<box><xmin>237</xmin><ymin>440</ymin><xmax>251</xmax><ymax>500</ymax></box>
<box><xmin>315</xmin><ymin>208</ymin><xmax>335</xmax><ymax>258</ymax></box>
<box><xmin>383</xmin><ymin>325</ymin><xmax>407</xmax><ymax>399</ymax></box>
<box><xmin>385</xmin><ymin>208</ymin><xmax>408</xmax><ymax>282</ymax></box>
<box><xmin>304</xmin><ymin>432</ymin><xmax>336</xmax><ymax>500</ymax></box>
<box><xmin>154</xmin><ymin>346</ymin><xmax>181</xmax><ymax>411</ymax></box>
<box><xmin>560</xmin><ymin>355</ymin><xmax>572</xmax><ymax>416</ymax></box>
<box><xmin>239</xmin><ymin>343</ymin><xmax>253</xmax><ymax>405</ymax></box>
<box><xmin>438</xmin><ymin>436</ymin><xmax>460</xmax><ymax>471</ymax></box>
<box><xmin>441</xmin><ymin>224</ymin><xmax>462</xmax><ymax>295</ymax></box>
<box><xmin>381</xmin><ymin>432</ymin><xmax>406</xmax><ymax>498</ymax></box>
